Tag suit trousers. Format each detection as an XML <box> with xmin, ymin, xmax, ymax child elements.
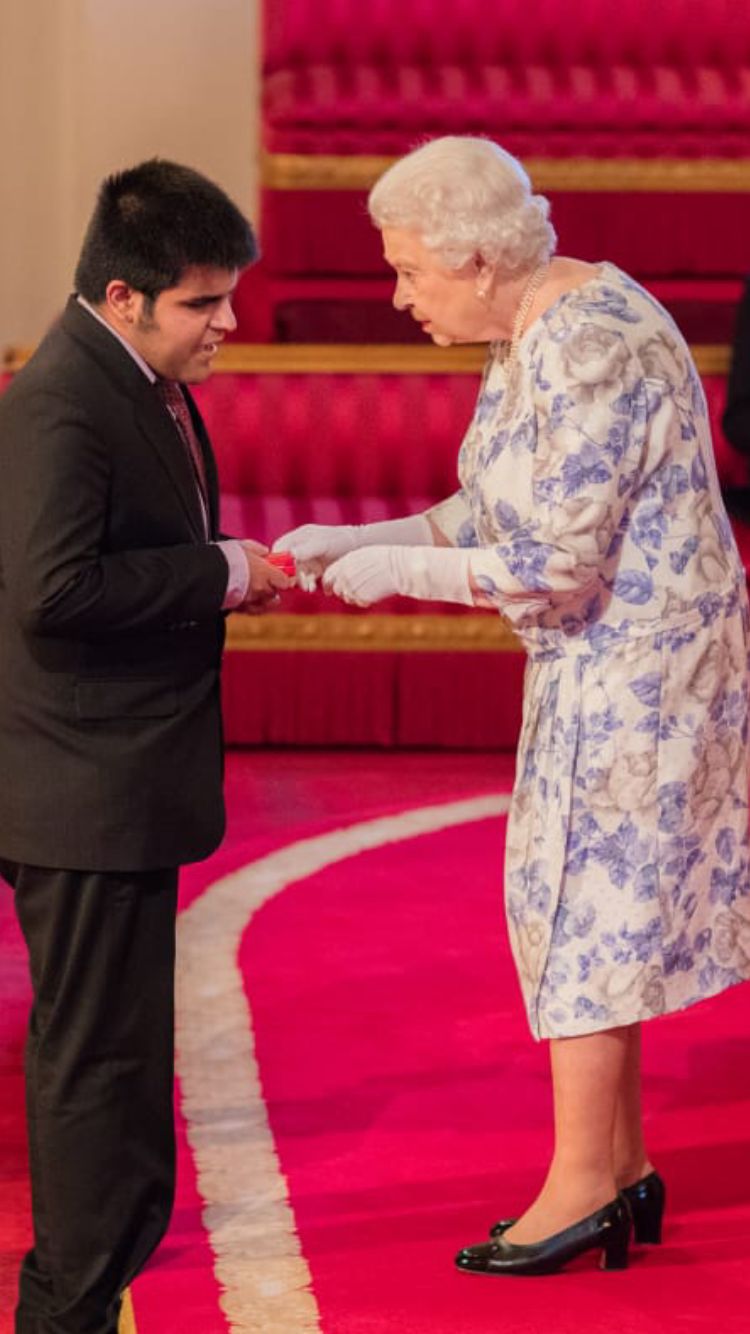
<box><xmin>1</xmin><ymin>860</ymin><xmax>179</xmax><ymax>1334</ymax></box>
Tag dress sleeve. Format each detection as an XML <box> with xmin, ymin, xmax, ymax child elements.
<box><xmin>424</xmin><ymin>490</ymin><xmax>478</xmax><ymax>546</ymax></box>
<box><xmin>469</xmin><ymin>322</ymin><xmax>663</xmax><ymax>625</ymax></box>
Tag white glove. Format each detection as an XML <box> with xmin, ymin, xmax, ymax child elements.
<box><xmin>323</xmin><ymin>545</ymin><xmax>474</xmax><ymax>608</ymax></box>
<box><xmin>272</xmin><ymin>514</ymin><xmax>433</xmax><ymax>565</ymax></box>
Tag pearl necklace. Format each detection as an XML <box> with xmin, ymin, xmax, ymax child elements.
<box><xmin>508</xmin><ymin>263</ymin><xmax>548</xmax><ymax>366</ymax></box>
<box><xmin>495</xmin><ymin>262</ymin><xmax>549</xmax><ymax>409</ymax></box>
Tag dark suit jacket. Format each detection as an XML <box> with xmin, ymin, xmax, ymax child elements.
<box><xmin>723</xmin><ymin>275</ymin><xmax>750</xmax><ymax>457</ymax></box>
<box><xmin>722</xmin><ymin>275</ymin><xmax>750</xmax><ymax>518</ymax></box>
<box><xmin>0</xmin><ymin>297</ymin><xmax>232</xmax><ymax>871</ymax></box>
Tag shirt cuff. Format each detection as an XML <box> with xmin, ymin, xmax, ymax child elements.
<box><xmin>216</xmin><ymin>540</ymin><xmax>249</xmax><ymax>609</ymax></box>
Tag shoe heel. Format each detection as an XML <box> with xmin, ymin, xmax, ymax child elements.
<box><xmin>624</xmin><ymin>1172</ymin><xmax>666</xmax><ymax>1246</ymax></box>
<box><xmin>600</xmin><ymin>1219</ymin><xmax>630</xmax><ymax>1271</ymax></box>
<box><xmin>633</xmin><ymin>1213</ymin><xmax>662</xmax><ymax>1245</ymax></box>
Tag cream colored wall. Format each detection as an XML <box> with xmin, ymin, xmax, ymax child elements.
<box><xmin>0</xmin><ymin>0</ymin><xmax>260</xmax><ymax>348</ymax></box>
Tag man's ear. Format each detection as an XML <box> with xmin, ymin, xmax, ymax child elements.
<box><xmin>103</xmin><ymin>280</ymin><xmax>139</xmax><ymax>326</ymax></box>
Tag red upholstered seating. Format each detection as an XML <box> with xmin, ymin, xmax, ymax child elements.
<box><xmin>193</xmin><ymin>366</ymin><xmax>478</xmax><ymax>619</ymax></box>
<box><xmin>238</xmin><ymin>271</ymin><xmax>747</xmax><ymax>348</ymax></box>
<box><xmin>1</xmin><ymin>354</ymin><xmax>747</xmax><ymax>744</ymax></box>
<box><xmin>263</xmin><ymin>0</ymin><xmax>750</xmax><ymax>157</ymax></box>
<box><xmin>195</xmin><ymin>370</ymin><xmax>472</xmax><ymax>500</ymax></box>
<box><xmin>198</xmin><ymin>354</ymin><xmax>747</xmax><ymax>744</ymax></box>
<box><xmin>245</xmin><ymin>0</ymin><xmax>750</xmax><ymax>344</ymax></box>
<box><xmin>191</xmin><ymin>358</ymin><xmax>527</xmax><ymax>745</ymax></box>
<box><xmin>192</xmin><ymin>360</ymin><xmax>750</xmax><ymax>611</ymax></box>
<box><xmin>195</xmin><ymin>364</ymin><xmax>748</xmax><ymax>536</ymax></box>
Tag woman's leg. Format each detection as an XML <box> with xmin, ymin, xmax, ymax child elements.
<box><xmin>613</xmin><ymin>1022</ymin><xmax>654</xmax><ymax>1188</ymax></box>
<box><xmin>505</xmin><ymin>1024</ymin><xmax>635</xmax><ymax>1245</ymax></box>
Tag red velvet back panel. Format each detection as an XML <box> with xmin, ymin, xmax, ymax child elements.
<box><xmin>191</xmin><ymin>367</ymin><xmax>748</xmax><ymax>497</ymax></box>
<box><xmin>263</xmin><ymin>0</ymin><xmax>750</xmax><ymax>151</ymax></box>
<box><xmin>0</xmin><ymin>369</ymin><xmax>742</xmax><ymax>495</ymax></box>
<box><xmin>264</xmin><ymin>0</ymin><xmax>748</xmax><ymax>72</ymax></box>
<box><xmin>258</xmin><ymin>2</ymin><xmax>750</xmax><ymax>342</ymax></box>
<box><xmin>192</xmin><ymin>372</ymin><xmax>479</xmax><ymax>498</ymax></box>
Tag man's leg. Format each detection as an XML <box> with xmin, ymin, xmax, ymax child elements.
<box><xmin>3</xmin><ymin>860</ymin><xmax>178</xmax><ymax>1334</ymax></box>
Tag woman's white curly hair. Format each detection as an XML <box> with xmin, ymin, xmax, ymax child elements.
<box><xmin>368</xmin><ymin>136</ymin><xmax>557</xmax><ymax>275</ymax></box>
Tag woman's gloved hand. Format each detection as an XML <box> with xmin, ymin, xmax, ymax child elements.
<box><xmin>272</xmin><ymin>514</ymin><xmax>434</xmax><ymax>585</ymax></box>
<box><xmin>322</xmin><ymin>545</ymin><xmax>474</xmax><ymax>607</ymax></box>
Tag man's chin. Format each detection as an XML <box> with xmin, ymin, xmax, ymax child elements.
<box><xmin>181</xmin><ymin>361</ymin><xmax>215</xmax><ymax>384</ymax></box>
<box><xmin>430</xmin><ymin>332</ymin><xmax>453</xmax><ymax>348</ymax></box>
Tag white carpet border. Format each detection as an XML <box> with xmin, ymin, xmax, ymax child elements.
<box><xmin>175</xmin><ymin>794</ymin><xmax>511</xmax><ymax>1333</ymax></box>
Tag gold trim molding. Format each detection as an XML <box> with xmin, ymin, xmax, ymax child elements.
<box><xmin>226</xmin><ymin>611</ymin><xmax>521</xmax><ymax>653</ymax></box>
<box><xmin>216</xmin><ymin>342</ymin><xmax>488</xmax><ymax>373</ymax></box>
<box><xmin>691</xmin><ymin>344</ymin><xmax>731</xmax><ymax>375</ymax></box>
<box><xmin>262</xmin><ymin>151</ymin><xmax>750</xmax><ymax>194</ymax></box>
<box><xmin>3</xmin><ymin>342</ymin><xmax>730</xmax><ymax>376</ymax></box>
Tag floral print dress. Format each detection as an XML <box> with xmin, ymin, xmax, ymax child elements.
<box><xmin>429</xmin><ymin>263</ymin><xmax>750</xmax><ymax>1039</ymax></box>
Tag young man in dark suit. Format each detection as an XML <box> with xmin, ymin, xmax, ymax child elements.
<box><xmin>0</xmin><ymin>160</ymin><xmax>289</xmax><ymax>1333</ymax></box>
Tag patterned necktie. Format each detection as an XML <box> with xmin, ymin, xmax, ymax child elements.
<box><xmin>155</xmin><ymin>379</ymin><xmax>209</xmax><ymax>535</ymax></box>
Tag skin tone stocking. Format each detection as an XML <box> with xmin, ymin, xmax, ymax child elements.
<box><xmin>505</xmin><ymin>1022</ymin><xmax>651</xmax><ymax>1245</ymax></box>
<box><xmin>613</xmin><ymin>1023</ymin><xmax>654</xmax><ymax>1189</ymax></box>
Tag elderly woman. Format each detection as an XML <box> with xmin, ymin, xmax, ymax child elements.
<box><xmin>274</xmin><ymin>136</ymin><xmax>750</xmax><ymax>1276</ymax></box>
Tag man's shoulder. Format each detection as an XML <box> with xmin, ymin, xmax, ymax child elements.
<box><xmin>5</xmin><ymin>306</ymin><xmax>128</xmax><ymax>413</ymax></box>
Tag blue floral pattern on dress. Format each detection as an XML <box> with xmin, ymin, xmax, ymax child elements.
<box><xmin>429</xmin><ymin>263</ymin><xmax>750</xmax><ymax>1038</ymax></box>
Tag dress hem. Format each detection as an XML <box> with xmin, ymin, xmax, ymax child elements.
<box><xmin>529</xmin><ymin>968</ymin><xmax>750</xmax><ymax>1041</ymax></box>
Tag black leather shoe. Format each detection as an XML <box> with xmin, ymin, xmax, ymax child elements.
<box><xmin>620</xmin><ymin>1170</ymin><xmax>665</xmax><ymax>1244</ymax></box>
<box><xmin>457</xmin><ymin>1195</ymin><xmax>631</xmax><ymax>1276</ymax></box>
<box><xmin>489</xmin><ymin>1169</ymin><xmax>665</xmax><ymax>1246</ymax></box>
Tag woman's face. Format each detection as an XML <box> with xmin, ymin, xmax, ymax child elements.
<box><xmin>381</xmin><ymin>226</ymin><xmax>487</xmax><ymax>347</ymax></box>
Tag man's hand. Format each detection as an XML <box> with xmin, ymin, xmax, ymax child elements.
<box><xmin>235</xmin><ymin>541</ymin><xmax>292</xmax><ymax>613</ymax></box>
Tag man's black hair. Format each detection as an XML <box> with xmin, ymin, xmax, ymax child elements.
<box><xmin>74</xmin><ymin>158</ymin><xmax>258</xmax><ymax>303</ymax></box>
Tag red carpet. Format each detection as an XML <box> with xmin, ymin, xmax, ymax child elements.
<box><xmin>0</xmin><ymin>889</ymin><xmax>31</xmax><ymax>1323</ymax></box>
<box><xmin>240</xmin><ymin>819</ymin><xmax>750</xmax><ymax>1333</ymax></box>
<box><xmin>3</xmin><ymin>750</ymin><xmax>750</xmax><ymax>1332</ymax></box>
